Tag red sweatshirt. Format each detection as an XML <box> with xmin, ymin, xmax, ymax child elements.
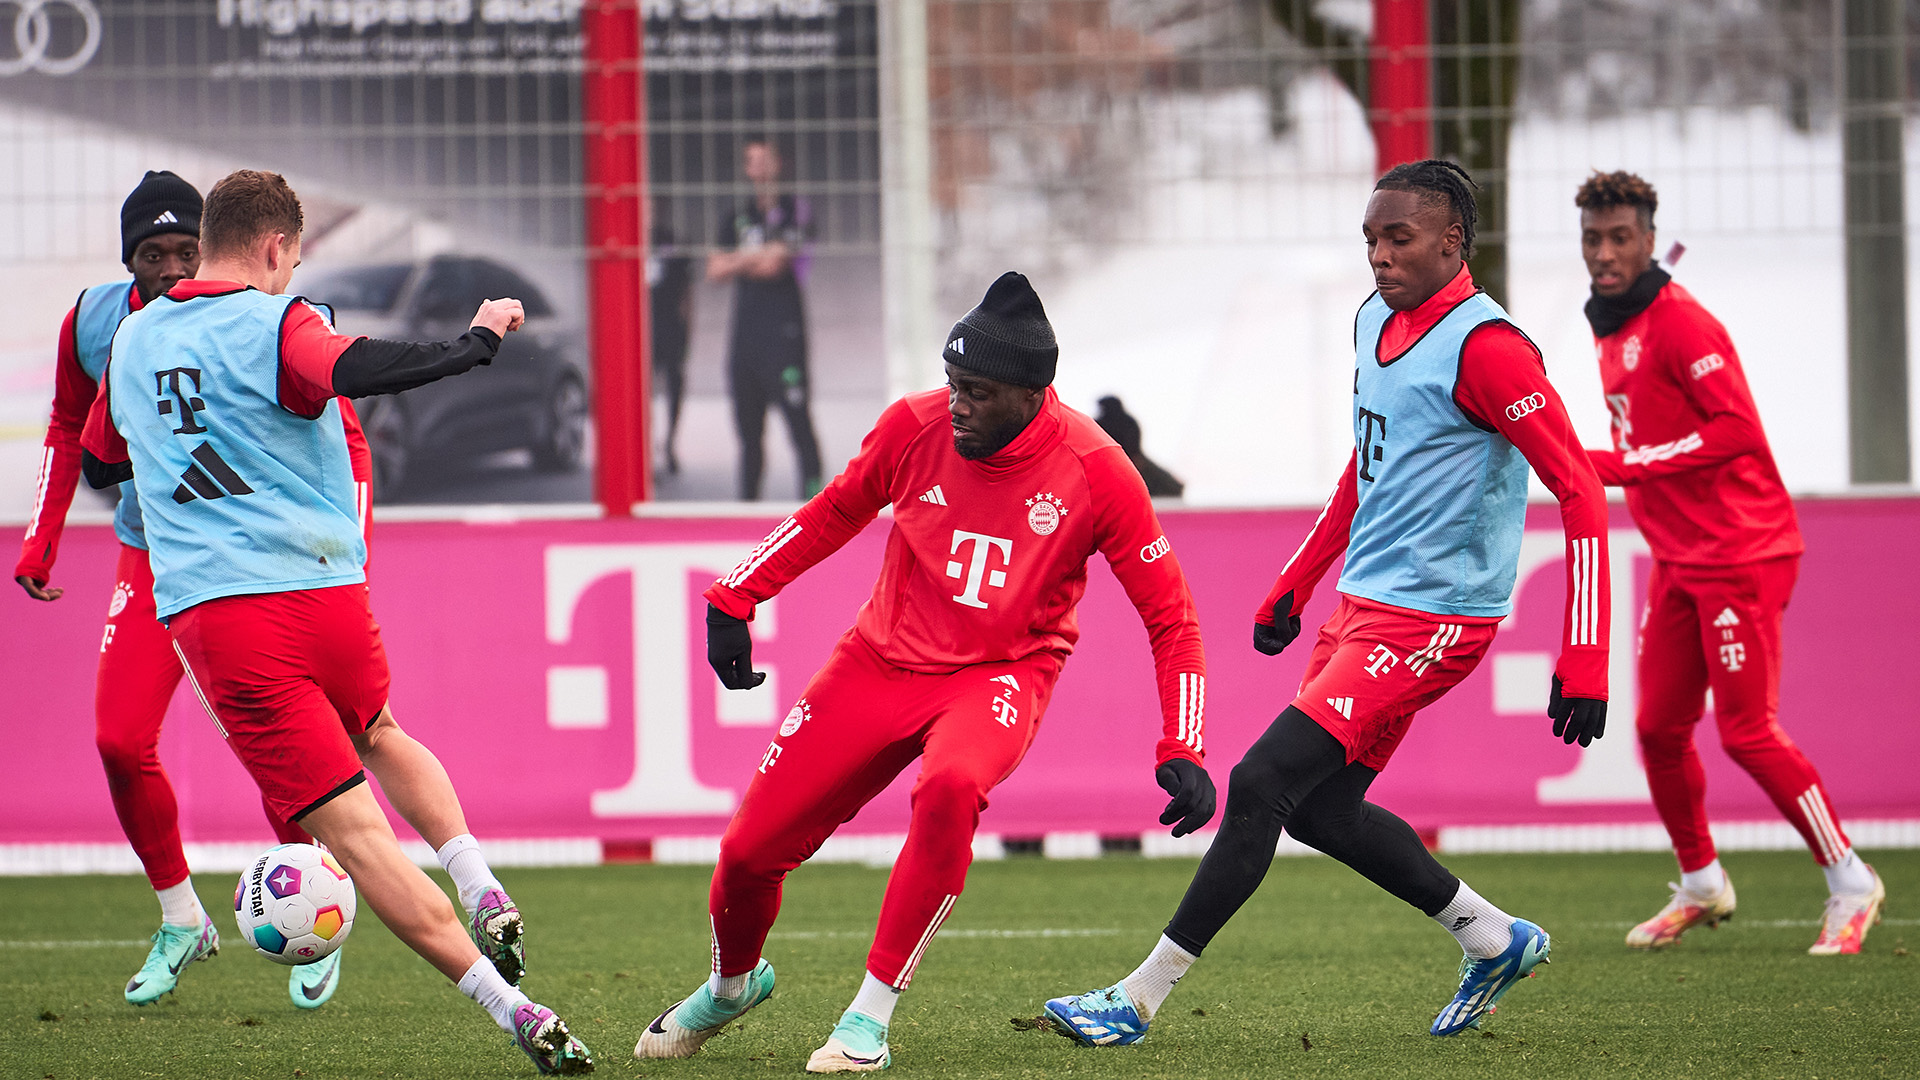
<box><xmin>1587</xmin><ymin>279</ymin><xmax>1801</xmax><ymax>566</ymax></box>
<box><xmin>1259</xmin><ymin>267</ymin><xmax>1612</xmax><ymax>699</ymax></box>
<box><xmin>706</xmin><ymin>388</ymin><xmax>1210</xmax><ymax>767</ymax></box>
<box><xmin>33</xmin><ymin>280</ymin><xmax>372</xmax><ymax>586</ymax></box>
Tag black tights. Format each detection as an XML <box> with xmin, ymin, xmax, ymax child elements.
<box><xmin>1165</xmin><ymin>707</ymin><xmax>1461</xmax><ymax>955</ymax></box>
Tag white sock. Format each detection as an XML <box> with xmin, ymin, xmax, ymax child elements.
<box><xmin>157</xmin><ymin>879</ymin><xmax>205</xmax><ymax>928</ymax></box>
<box><xmin>1823</xmin><ymin>849</ymin><xmax>1875</xmax><ymax>896</ymax></box>
<box><xmin>847</xmin><ymin>971</ymin><xmax>900</xmax><ymax>1025</ymax></box>
<box><xmin>1119</xmin><ymin>935</ymin><xmax>1198</xmax><ymax>1021</ymax></box>
<box><xmin>709</xmin><ymin>971</ymin><xmax>749</xmax><ymax>1000</ymax></box>
<box><xmin>436</xmin><ymin>834</ymin><xmax>504</xmax><ymax>914</ymax></box>
<box><xmin>1433</xmin><ymin>881</ymin><xmax>1515</xmax><ymax>959</ymax></box>
<box><xmin>459</xmin><ymin>956</ymin><xmax>530</xmax><ymax>1032</ymax></box>
<box><xmin>1680</xmin><ymin>859</ymin><xmax>1728</xmax><ymax>899</ymax></box>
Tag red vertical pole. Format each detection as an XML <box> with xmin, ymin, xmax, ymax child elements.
<box><xmin>582</xmin><ymin>0</ymin><xmax>651</xmax><ymax>515</ymax></box>
<box><xmin>1370</xmin><ymin>0</ymin><xmax>1431</xmax><ymax>176</ymax></box>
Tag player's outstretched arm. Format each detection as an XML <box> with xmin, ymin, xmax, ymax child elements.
<box><xmin>703</xmin><ymin>397</ymin><xmax>925</xmax><ymax>625</ymax></box>
<box><xmin>1455</xmin><ymin>324</ymin><xmax>1610</xmax><ymax>742</ymax></box>
<box><xmin>1087</xmin><ymin>445</ymin><xmax>1213</xmax><ymax>832</ymax></box>
<box><xmin>16</xmin><ymin>306</ymin><xmax>97</xmax><ymax>601</ymax></box>
<box><xmin>316</xmin><ymin>300</ymin><xmax>520</xmax><ymax>400</ymax></box>
<box><xmin>1253</xmin><ymin>454</ymin><xmax>1358</xmax><ymax>655</ymax></box>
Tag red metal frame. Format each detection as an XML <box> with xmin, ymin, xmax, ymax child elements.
<box><xmin>1370</xmin><ymin>0</ymin><xmax>1432</xmax><ymax>175</ymax></box>
<box><xmin>582</xmin><ymin>0</ymin><xmax>650</xmax><ymax>515</ymax></box>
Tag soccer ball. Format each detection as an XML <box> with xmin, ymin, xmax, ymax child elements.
<box><xmin>234</xmin><ymin>844</ymin><xmax>356</xmax><ymax>966</ymax></box>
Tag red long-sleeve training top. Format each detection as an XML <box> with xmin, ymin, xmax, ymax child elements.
<box><xmin>706</xmin><ymin>387</ymin><xmax>1210</xmax><ymax>767</ymax></box>
<box><xmin>1587</xmin><ymin>279</ymin><xmax>1801</xmax><ymax>566</ymax></box>
<box><xmin>1257</xmin><ymin>267</ymin><xmax>1612</xmax><ymax>699</ymax></box>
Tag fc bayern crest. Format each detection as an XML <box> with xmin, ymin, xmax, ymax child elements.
<box><xmin>1026</xmin><ymin>492</ymin><xmax>1068</xmax><ymax>536</ymax></box>
<box><xmin>779</xmin><ymin>699</ymin><xmax>811</xmax><ymax>738</ymax></box>
<box><xmin>107</xmin><ymin>581</ymin><xmax>132</xmax><ymax>618</ymax></box>
<box><xmin>1622</xmin><ymin>335</ymin><xmax>1642</xmax><ymax>371</ymax></box>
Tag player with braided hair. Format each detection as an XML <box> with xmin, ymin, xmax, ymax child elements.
<box><xmin>1043</xmin><ymin>160</ymin><xmax>1612</xmax><ymax>1042</ymax></box>
<box><xmin>1573</xmin><ymin>169</ymin><xmax>1883</xmax><ymax>954</ymax></box>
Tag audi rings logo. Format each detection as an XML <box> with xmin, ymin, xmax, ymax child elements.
<box><xmin>1139</xmin><ymin>535</ymin><xmax>1172</xmax><ymax>563</ymax></box>
<box><xmin>0</xmin><ymin>0</ymin><xmax>100</xmax><ymax>77</ymax></box>
<box><xmin>1504</xmin><ymin>392</ymin><xmax>1548</xmax><ymax>422</ymax></box>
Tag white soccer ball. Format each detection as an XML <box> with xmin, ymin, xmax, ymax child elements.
<box><xmin>233</xmin><ymin>843</ymin><xmax>356</xmax><ymax>966</ymax></box>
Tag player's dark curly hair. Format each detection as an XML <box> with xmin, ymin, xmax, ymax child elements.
<box><xmin>1574</xmin><ymin>170</ymin><xmax>1658</xmax><ymax>227</ymax></box>
<box><xmin>1375</xmin><ymin>159</ymin><xmax>1479</xmax><ymax>257</ymax></box>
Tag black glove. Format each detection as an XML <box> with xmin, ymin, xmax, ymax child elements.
<box><xmin>1156</xmin><ymin>758</ymin><xmax>1217</xmax><ymax>838</ymax></box>
<box><xmin>706</xmin><ymin>603</ymin><xmax>767</xmax><ymax>690</ymax></box>
<box><xmin>1253</xmin><ymin>591</ymin><xmax>1302</xmax><ymax>656</ymax></box>
<box><xmin>1548</xmin><ymin>675</ymin><xmax>1607</xmax><ymax>747</ymax></box>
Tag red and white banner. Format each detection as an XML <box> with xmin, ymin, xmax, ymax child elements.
<box><xmin>4</xmin><ymin>498</ymin><xmax>1916</xmax><ymax>857</ymax></box>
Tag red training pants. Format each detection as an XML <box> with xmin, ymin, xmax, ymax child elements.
<box><xmin>1636</xmin><ymin>556</ymin><xmax>1850</xmax><ymax>871</ymax></box>
<box><xmin>97</xmin><ymin>544</ymin><xmax>309</xmax><ymax>892</ymax></box>
<box><xmin>710</xmin><ymin>631</ymin><xmax>1059</xmax><ymax>990</ymax></box>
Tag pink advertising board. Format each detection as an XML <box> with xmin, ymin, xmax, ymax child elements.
<box><xmin>4</xmin><ymin>498</ymin><xmax>1916</xmax><ymax>849</ymax></box>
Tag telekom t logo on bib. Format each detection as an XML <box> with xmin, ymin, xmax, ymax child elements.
<box><xmin>947</xmin><ymin>531</ymin><xmax>1012</xmax><ymax>608</ymax></box>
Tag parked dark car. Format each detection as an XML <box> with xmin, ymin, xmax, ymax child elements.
<box><xmin>294</xmin><ymin>256</ymin><xmax>588</xmax><ymax>497</ymax></box>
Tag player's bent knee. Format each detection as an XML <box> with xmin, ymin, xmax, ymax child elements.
<box><xmin>93</xmin><ymin>732</ymin><xmax>147</xmax><ymax>776</ymax></box>
<box><xmin>912</xmin><ymin>768</ymin><xmax>990</xmax><ymax>819</ymax></box>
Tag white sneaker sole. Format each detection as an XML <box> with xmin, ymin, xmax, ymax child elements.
<box><xmin>806</xmin><ymin>1037</ymin><xmax>891</xmax><ymax>1073</ymax></box>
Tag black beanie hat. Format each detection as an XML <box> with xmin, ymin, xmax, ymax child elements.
<box><xmin>943</xmin><ymin>271</ymin><xmax>1058</xmax><ymax>389</ymax></box>
<box><xmin>121</xmin><ymin>171</ymin><xmax>202</xmax><ymax>263</ymax></box>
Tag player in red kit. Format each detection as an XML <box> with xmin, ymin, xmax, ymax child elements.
<box><xmin>634</xmin><ymin>272</ymin><xmax>1215</xmax><ymax>1073</ymax></box>
<box><xmin>13</xmin><ymin>172</ymin><xmax>369</xmax><ymax>1009</ymax></box>
<box><xmin>1575</xmin><ymin>170</ymin><xmax>1883</xmax><ymax>955</ymax></box>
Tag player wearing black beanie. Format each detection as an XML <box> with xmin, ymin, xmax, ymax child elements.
<box><xmin>942</xmin><ymin>270</ymin><xmax>1059</xmax><ymax>389</ymax></box>
<box><xmin>120</xmin><ymin>170</ymin><xmax>202</xmax><ymax>264</ymax></box>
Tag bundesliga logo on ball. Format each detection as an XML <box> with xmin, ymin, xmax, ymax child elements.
<box><xmin>234</xmin><ymin>843</ymin><xmax>356</xmax><ymax>966</ymax></box>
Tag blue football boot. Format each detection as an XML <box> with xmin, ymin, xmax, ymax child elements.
<box><xmin>1043</xmin><ymin>984</ymin><xmax>1149</xmax><ymax>1046</ymax></box>
<box><xmin>1430</xmin><ymin>919</ymin><xmax>1551</xmax><ymax>1035</ymax></box>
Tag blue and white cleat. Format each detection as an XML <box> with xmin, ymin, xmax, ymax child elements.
<box><xmin>290</xmin><ymin>949</ymin><xmax>341</xmax><ymax>1009</ymax></box>
<box><xmin>125</xmin><ymin>916</ymin><xmax>219</xmax><ymax>1006</ymax></box>
<box><xmin>806</xmin><ymin>1010</ymin><xmax>891</xmax><ymax>1072</ymax></box>
<box><xmin>1430</xmin><ymin>919</ymin><xmax>1551</xmax><ymax>1036</ymax></box>
<box><xmin>634</xmin><ymin>959</ymin><xmax>776</xmax><ymax>1059</ymax></box>
<box><xmin>1043</xmin><ymin>984</ymin><xmax>1148</xmax><ymax>1046</ymax></box>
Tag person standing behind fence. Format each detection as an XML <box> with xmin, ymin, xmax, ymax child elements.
<box><xmin>650</xmin><ymin>221</ymin><xmax>695</xmax><ymax>477</ymax></box>
<box><xmin>709</xmin><ymin>139</ymin><xmax>825</xmax><ymax>501</ymax></box>
<box><xmin>1573</xmin><ymin>170</ymin><xmax>1884</xmax><ymax>956</ymax></box>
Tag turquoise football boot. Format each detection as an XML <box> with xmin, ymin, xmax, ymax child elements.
<box><xmin>634</xmin><ymin>959</ymin><xmax>776</xmax><ymax>1059</ymax></box>
<box><xmin>290</xmin><ymin>949</ymin><xmax>341</xmax><ymax>1009</ymax></box>
<box><xmin>1430</xmin><ymin>919</ymin><xmax>1551</xmax><ymax>1035</ymax></box>
<box><xmin>124</xmin><ymin>915</ymin><xmax>219</xmax><ymax>1005</ymax></box>
<box><xmin>1043</xmin><ymin>983</ymin><xmax>1149</xmax><ymax>1046</ymax></box>
<box><xmin>805</xmin><ymin>1010</ymin><xmax>891</xmax><ymax>1072</ymax></box>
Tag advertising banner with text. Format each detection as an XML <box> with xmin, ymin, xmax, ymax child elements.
<box><xmin>3</xmin><ymin>498</ymin><xmax>1915</xmax><ymax>848</ymax></box>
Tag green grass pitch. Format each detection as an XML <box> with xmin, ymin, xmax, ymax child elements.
<box><xmin>2</xmin><ymin>850</ymin><xmax>1915</xmax><ymax>1079</ymax></box>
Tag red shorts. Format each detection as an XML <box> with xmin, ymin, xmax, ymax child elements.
<box><xmin>168</xmin><ymin>584</ymin><xmax>391</xmax><ymax>822</ymax></box>
<box><xmin>1292</xmin><ymin>596</ymin><xmax>1498</xmax><ymax>771</ymax></box>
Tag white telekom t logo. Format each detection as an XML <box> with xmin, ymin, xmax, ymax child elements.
<box><xmin>947</xmin><ymin>530</ymin><xmax>1013</xmax><ymax>608</ymax></box>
